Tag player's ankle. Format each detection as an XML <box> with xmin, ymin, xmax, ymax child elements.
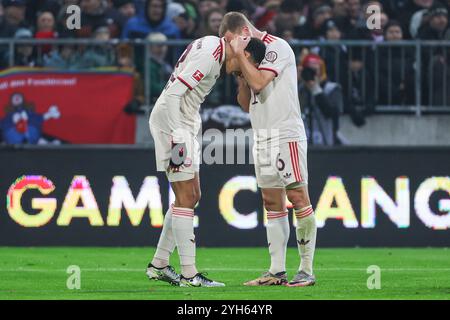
<box><xmin>151</xmin><ymin>257</ymin><xmax>169</xmax><ymax>269</ymax></box>
<box><xmin>181</xmin><ymin>264</ymin><xmax>198</xmax><ymax>278</ymax></box>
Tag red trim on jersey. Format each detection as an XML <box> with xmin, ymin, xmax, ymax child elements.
<box><xmin>177</xmin><ymin>76</ymin><xmax>193</xmax><ymax>90</ymax></box>
<box><xmin>213</xmin><ymin>47</ymin><xmax>220</xmax><ymax>60</ymax></box>
<box><xmin>219</xmin><ymin>38</ymin><xmax>224</xmax><ymax>63</ymax></box>
<box><xmin>258</xmin><ymin>67</ymin><xmax>278</xmax><ymax>77</ymax></box>
<box><xmin>262</xmin><ymin>33</ymin><xmax>276</xmax><ymax>44</ymax></box>
<box><xmin>213</xmin><ymin>39</ymin><xmax>224</xmax><ymax>62</ymax></box>
<box><xmin>213</xmin><ymin>45</ymin><xmax>220</xmax><ymax>57</ymax></box>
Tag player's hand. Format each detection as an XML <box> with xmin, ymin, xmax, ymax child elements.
<box><xmin>169</xmin><ymin>141</ymin><xmax>187</xmax><ymax>171</ymax></box>
<box><xmin>169</xmin><ymin>128</ymin><xmax>188</xmax><ymax>171</ymax></box>
<box><xmin>235</xmin><ymin>73</ymin><xmax>247</xmax><ymax>86</ymax></box>
<box><xmin>230</xmin><ymin>36</ymin><xmax>250</xmax><ymax>56</ymax></box>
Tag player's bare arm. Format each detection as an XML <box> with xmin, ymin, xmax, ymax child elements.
<box><xmin>236</xmin><ymin>75</ymin><xmax>251</xmax><ymax>112</ymax></box>
<box><xmin>230</xmin><ymin>37</ymin><xmax>275</xmax><ymax>94</ymax></box>
<box><xmin>164</xmin><ymin>79</ymin><xmax>189</xmax><ymax>144</ymax></box>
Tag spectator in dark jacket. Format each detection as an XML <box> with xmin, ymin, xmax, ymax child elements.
<box><xmin>298</xmin><ymin>53</ymin><xmax>343</xmax><ymax>146</ymax></box>
<box><xmin>274</xmin><ymin>0</ymin><xmax>304</xmax><ymax>39</ymax></box>
<box><xmin>319</xmin><ymin>19</ymin><xmax>349</xmax><ymax>87</ymax></box>
<box><xmin>114</xmin><ymin>0</ymin><xmax>135</xmax><ymax>20</ymax></box>
<box><xmin>112</xmin><ymin>0</ymin><xmax>136</xmax><ymax>32</ymax></box>
<box><xmin>330</xmin><ymin>0</ymin><xmax>354</xmax><ymax>36</ymax></box>
<box><xmin>78</xmin><ymin>0</ymin><xmax>123</xmax><ymax>38</ymax></box>
<box><xmin>347</xmin><ymin>2</ymin><xmax>389</xmax><ymax>113</ymax></box>
<box><xmin>295</xmin><ymin>4</ymin><xmax>333</xmax><ymax>40</ymax></box>
<box><xmin>147</xmin><ymin>32</ymin><xmax>173</xmax><ymax>103</ymax></box>
<box><xmin>378</xmin><ymin>20</ymin><xmax>415</xmax><ymax>105</ymax></box>
<box><xmin>24</xmin><ymin>0</ymin><xmax>60</xmax><ymax>28</ymax></box>
<box><xmin>417</xmin><ymin>3</ymin><xmax>449</xmax><ymax>39</ymax></box>
<box><xmin>121</xmin><ymin>0</ymin><xmax>181</xmax><ymax>39</ymax></box>
<box><xmin>196</xmin><ymin>7</ymin><xmax>224</xmax><ymax>37</ymax></box>
<box><xmin>417</xmin><ymin>4</ymin><xmax>450</xmax><ymax>106</ymax></box>
<box><xmin>399</xmin><ymin>0</ymin><xmax>435</xmax><ymax>38</ymax></box>
<box><xmin>0</xmin><ymin>0</ymin><xmax>28</xmax><ymax>37</ymax></box>
<box><xmin>5</xmin><ymin>28</ymin><xmax>39</xmax><ymax>67</ymax></box>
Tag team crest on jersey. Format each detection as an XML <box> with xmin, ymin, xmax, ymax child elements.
<box><xmin>192</xmin><ymin>70</ymin><xmax>204</xmax><ymax>82</ymax></box>
<box><xmin>265</xmin><ymin>51</ymin><xmax>277</xmax><ymax>63</ymax></box>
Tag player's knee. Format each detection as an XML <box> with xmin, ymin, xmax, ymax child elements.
<box><xmin>287</xmin><ymin>188</ymin><xmax>309</xmax><ymax>209</ymax></box>
<box><xmin>261</xmin><ymin>192</ymin><xmax>278</xmax><ymax>210</ymax></box>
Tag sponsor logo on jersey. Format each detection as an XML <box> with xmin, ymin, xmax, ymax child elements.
<box><xmin>265</xmin><ymin>51</ymin><xmax>278</xmax><ymax>63</ymax></box>
<box><xmin>192</xmin><ymin>70</ymin><xmax>204</xmax><ymax>82</ymax></box>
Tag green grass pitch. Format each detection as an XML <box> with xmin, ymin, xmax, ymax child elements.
<box><xmin>0</xmin><ymin>247</ymin><xmax>449</xmax><ymax>300</ymax></box>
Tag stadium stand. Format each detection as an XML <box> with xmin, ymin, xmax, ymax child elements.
<box><xmin>0</xmin><ymin>0</ymin><xmax>449</xmax><ymax>145</ymax></box>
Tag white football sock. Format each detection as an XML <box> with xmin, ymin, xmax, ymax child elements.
<box><xmin>152</xmin><ymin>205</ymin><xmax>176</xmax><ymax>268</ymax></box>
<box><xmin>295</xmin><ymin>205</ymin><xmax>317</xmax><ymax>275</ymax></box>
<box><xmin>266</xmin><ymin>211</ymin><xmax>290</xmax><ymax>275</ymax></box>
<box><xmin>172</xmin><ymin>206</ymin><xmax>197</xmax><ymax>278</ymax></box>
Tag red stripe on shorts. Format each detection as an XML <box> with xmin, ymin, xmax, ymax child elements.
<box><xmin>294</xmin><ymin>142</ymin><xmax>303</xmax><ymax>181</ymax></box>
<box><xmin>289</xmin><ymin>142</ymin><xmax>300</xmax><ymax>182</ymax></box>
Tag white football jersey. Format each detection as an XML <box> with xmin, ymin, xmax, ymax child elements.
<box><xmin>151</xmin><ymin>36</ymin><xmax>225</xmax><ymax>135</ymax></box>
<box><xmin>249</xmin><ymin>33</ymin><xmax>306</xmax><ymax>146</ymax></box>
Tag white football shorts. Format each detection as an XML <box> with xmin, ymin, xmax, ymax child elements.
<box><xmin>149</xmin><ymin>123</ymin><xmax>200</xmax><ymax>183</ymax></box>
<box><xmin>253</xmin><ymin>140</ymin><xmax>308</xmax><ymax>189</ymax></box>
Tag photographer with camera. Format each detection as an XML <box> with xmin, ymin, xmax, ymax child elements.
<box><xmin>298</xmin><ymin>52</ymin><xmax>343</xmax><ymax>146</ymax></box>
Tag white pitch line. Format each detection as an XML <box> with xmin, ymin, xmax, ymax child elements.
<box><xmin>0</xmin><ymin>267</ymin><xmax>449</xmax><ymax>272</ymax></box>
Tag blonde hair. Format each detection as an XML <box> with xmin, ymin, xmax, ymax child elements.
<box><xmin>219</xmin><ymin>12</ymin><xmax>252</xmax><ymax>37</ymax></box>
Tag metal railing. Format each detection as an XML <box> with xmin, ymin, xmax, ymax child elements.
<box><xmin>0</xmin><ymin>39</ymin><xmax>449</xmax><ymax>114</ymax></box>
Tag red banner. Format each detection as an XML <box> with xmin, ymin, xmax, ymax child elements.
<box><xmin>0</xmin><ymin>68</ymin><xmax>136</xmax><ymax>144</ymax></box>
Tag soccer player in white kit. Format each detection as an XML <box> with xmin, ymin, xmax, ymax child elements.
<box><xmin>220</xmin><ymin>12</ymin><xmax>317</xmax><ymax>287</ymax></box>
<box><xmin>147</xmin><ymin>34</ymin><xmax>266</xmax><ymax>287</ymax></box>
